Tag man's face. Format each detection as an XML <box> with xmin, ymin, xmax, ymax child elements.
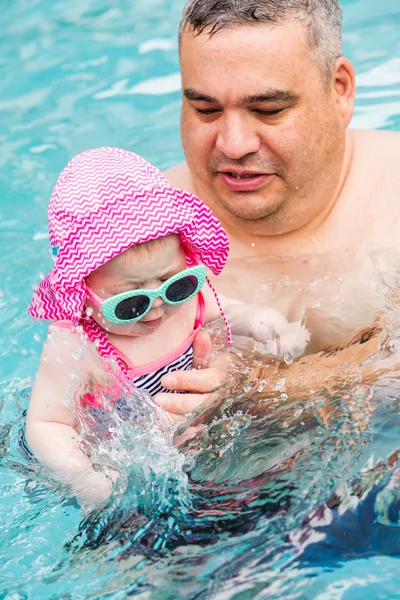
<box><xmin>180</xmin><ymin>22</ymin><xmax>350</xmax><ymax>236</ymax></box>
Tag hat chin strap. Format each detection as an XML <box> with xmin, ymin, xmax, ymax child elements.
<box><xmin>185</xmin><ymin>247</ymin><xmax>231</xmax><ymax>344</ymax></box>
<box><xmin>206</xmin><ymin>276</ymin><xmax>232</xmax><ymax>345</ymax></box>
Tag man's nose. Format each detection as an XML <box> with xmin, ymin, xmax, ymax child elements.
<box><xmin>215</xmin><ymin>112</ymin><xmax>261</xmax><ymax>159</ymax></box>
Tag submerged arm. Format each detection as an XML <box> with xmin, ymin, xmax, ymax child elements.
<box><xmin>232</xmin><ymin>330</ymin><xmax>395</xmax><ymax>420</ymax></box>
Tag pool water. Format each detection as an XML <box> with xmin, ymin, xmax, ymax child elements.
<box><xmin>0</xmin><ymin>0</ymin><xmax>400</xmax><ymax>598</ymax></box>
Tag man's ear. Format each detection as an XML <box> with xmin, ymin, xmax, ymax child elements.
<box><xmin>332</xmin><ymin>57</ymin><xmax>356</xmax><ymax>127</ymax></box>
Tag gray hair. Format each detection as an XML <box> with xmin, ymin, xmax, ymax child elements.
<box><xmin>179</xmin><ymin>0</ymin><xmax>343</xmax><ymax>80</ymax></box>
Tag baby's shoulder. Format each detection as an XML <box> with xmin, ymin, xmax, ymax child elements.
<box><xmin>40</xmin><ymin>320</ymin><xmax>94</xmax><ymax>373</ymax></box>
<box><xmin>47</xmin><ymin>320</ymin><xmax>85</xmax><ymax>348</ymax></box>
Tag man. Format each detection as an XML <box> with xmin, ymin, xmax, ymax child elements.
<box><xmin>155</xmin><ymin>0</ymin><xmax>400</xmax><ymax>417</ymax></box>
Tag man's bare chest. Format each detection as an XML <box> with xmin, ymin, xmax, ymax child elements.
<box><xmin>211</xmin><ymin>249</ymin><xmax>400</xmax><ymax>352</ymax></box>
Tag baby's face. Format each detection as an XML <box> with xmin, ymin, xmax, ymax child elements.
<box><xmin>85</xmin><ymin>235</ymin><xmax>187</xmax><ymax>337</ymax></box>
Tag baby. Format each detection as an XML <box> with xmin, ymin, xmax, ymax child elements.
<box><xmin>26</xmin><ymin>147</ymin><xmax>309</xmax><ymax>507</ymax></box>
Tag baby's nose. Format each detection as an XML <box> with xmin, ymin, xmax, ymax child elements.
<box><xmin>151</xmin><ymin>296</ymin><xmax>164</xmax><ymax>309</ymax></box>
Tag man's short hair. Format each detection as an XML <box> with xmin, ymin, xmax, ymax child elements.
<box><xmin>179</xmin><ymin>0</ymin><xmax>343</xmax><ymax>81</ymax></box>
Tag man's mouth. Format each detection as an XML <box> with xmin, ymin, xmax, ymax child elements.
<box><xmin>218</xmin><ymin>171</ymin><xmax>273</xmax><ymax>192</ymax></box>
<box><xmin>227</xmin><ymin>172</ymin><xmax>259</xmax><ymax>178</ymax></box>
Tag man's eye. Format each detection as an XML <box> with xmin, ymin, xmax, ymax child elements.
<box><xmin>195</xmin><ymin>108</ymin><xmax>220</xmax><ymax>115</ymax></box>
<box><xmin>254</xmin><ymin>108</ymin><xmax>285</xmax><ymax>116</ymax></box>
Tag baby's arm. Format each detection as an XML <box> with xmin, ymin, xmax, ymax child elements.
<box><xmin>203</xmin><ymin>286</ymin><xmax>310</xmax><ymax>360</ymax></box>
<box><xmin>25</xmin><ymin>326</ymin><xmax>112</xmax><ymax>508</ymax></box>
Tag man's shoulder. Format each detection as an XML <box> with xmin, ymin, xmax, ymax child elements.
<box><xmin>352</xmin><ymin>128</ymin><xmax>400</xmax><ymax>163</ymax></box>
<box><xmin>163</xmin><ymin>161</ymin><xmax>194</xmax><ymax>192</ymax></box>
<box><xmin>350</xmin><ymin>128</ymin><xmax>400</xmax><ymax>195</ymax></box>
<box><xmin>349</xmin><ymin>129</ymin><xmax>400</xmax><ymax>246</ymax></box>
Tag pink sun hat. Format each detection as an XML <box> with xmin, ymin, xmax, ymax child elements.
<box><xmin>29</xmin><ymin>147</ymin><xmax>230</xmax><ymax>342</ymax></box>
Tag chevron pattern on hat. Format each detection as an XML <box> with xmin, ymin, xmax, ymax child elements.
<box><xmin>48</xmin><ymin>146</ymin><xmax>169</xmax><ymax>247</ymax></box>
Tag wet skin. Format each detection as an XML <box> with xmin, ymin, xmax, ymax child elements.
<box><xmin>157</xmin><ymin>20</ymin><xmax>400</xmax><ymax>414</ymax></box>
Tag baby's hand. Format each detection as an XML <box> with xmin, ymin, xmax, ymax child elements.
<box><xmin>249</xmin><ymin>307</ymin><xmax>310</xmax><ymax>360</ymax></box>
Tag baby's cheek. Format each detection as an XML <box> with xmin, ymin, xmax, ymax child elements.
<box><xmin>165</xmin><ymin>303</ymin><xmax>182</xmax><ymax>318</ymax></box>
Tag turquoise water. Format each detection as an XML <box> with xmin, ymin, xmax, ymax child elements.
<box><xmin>0</xmin><ymin>0</ymin><xmax>400</xmax><ymax>598</ymax></box>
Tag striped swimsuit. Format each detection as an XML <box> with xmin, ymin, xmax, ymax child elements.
<box><xmin>113</xmin><ymin>293</ymin><xmax>205</xmax><ymax>397</ymax></box>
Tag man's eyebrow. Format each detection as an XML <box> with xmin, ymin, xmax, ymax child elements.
<box><xmin>242</xmin><ymin>91</ymin><xmax>298</xmax><ymax>104</ymax></box>
<box><xmin>183</xmin><ymin>88</ymin><xmax>219</xmax><ymax>103</ymax></box>
<box><xmin>183</xmin><ymin>88</ymin><xmax>298</xmax><ymax>105</ymax></box>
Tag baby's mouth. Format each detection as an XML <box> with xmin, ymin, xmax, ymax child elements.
<box><xmin>141</xmin><ymin>317</ymin><xmax>163</xmax><ymax>329</ymax></box>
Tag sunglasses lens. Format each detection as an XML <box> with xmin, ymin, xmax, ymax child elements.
<box><xmin>165</xmin><ymin>275</ymin><xmax>198</xmax><ymax>303</ymax></box>
<box><xmin>114</xmin><ymin>295</ymin><xmax>150</xmax><ymax>321</ymax></box>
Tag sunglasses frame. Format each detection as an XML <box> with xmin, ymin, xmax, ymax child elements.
<box><xmin>86</xmin><ymin>264</ymin><xmax>207</xmax><ymax>324</ymax></box>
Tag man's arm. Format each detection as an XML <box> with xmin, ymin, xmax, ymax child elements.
<box><xmin>154</xmin><ymin>330</ymin><xmax>392</xmax><ymax>418</ymax></box>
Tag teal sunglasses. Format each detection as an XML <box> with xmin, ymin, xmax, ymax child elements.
<box><xmin>86</xmin><ymin>264</ymin><xmax>207</xmax><ymax>324</ymax></box>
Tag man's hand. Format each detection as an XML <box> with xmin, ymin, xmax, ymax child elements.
<box><xmin>154</xmin><ymin>330</ymin><xmax>228</xmax><ymax>418</ymax></box>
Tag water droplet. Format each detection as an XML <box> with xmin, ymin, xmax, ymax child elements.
<box><xmin>337</xmin><ymin>277</ymin><xmax>342</xmax><ymax>284</ymax></box>
<box><xmin>257</xmin><ymin>379</ymin><xmax>267</xmax><ymax>392</ymax></box>
<box><xmin>243</xmin><ymin>384</ymin><xmax>252</xmax><ymax>393</ymax></box>
<box><xmin>85</xmin><ymin>306</ymin><xmax>93</xmax><ymax>317</ymax></box>
<box><xmin>283</xmin><ymin>353</ymin><xmax>293</xmax><ymax>365</ymax></box>
<box><xmin>280</xmin><ymin>393</ymin><xmax>288</xmax><ymax>401</ymax></box>
<box><xmin>71</xmin><ymin>347</ymin><xmax>83</xmax><ymax>361</ymax></box>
